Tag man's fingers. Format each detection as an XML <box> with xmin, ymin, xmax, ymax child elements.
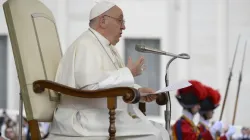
<box><xmin>128</xmin><ymin>57</ymin><xmax>132</xmax><ymax>63</ymax></box>
<box><xmin>140</xmin><ymin>57</ymin><xmax>144</xmax><ymax>63</ymax></box>
<box><xmin>138</xmin><ymin>57</ymin><xmax>145</xmax><ymax>71</ymax></box>
<box><xmin>141</xmin><ymin>64</ymin><xmax>146</xmax><ymax>70</ymax></box>
<box><xmin>127</xmin><ymin>57</ymin><xmax>133</xmax><ymax>67</ymax></box>
<box><xmin>146</xmin><ymin>95</ymin><xmax>156</xmax><ymax>102</ymax></box>
<box><xmin>143</xmin><ymin>96</ymin><xmax>151</xmax><ymax>102</ymax></box>
<box><xmin>149</xmin><ymin>94</ymin><xmax>157</xmax><ymax>100</ymax></box>
<box><xmin>150</xmin><ymin>94</ymin><xmax>158</xmax><ymax>99</ymax></box>
<box><xmin>147</xmin><ymin>97</ymin><xmax>153</xmax><ymax>102</ymax></box>
<box><xmin>136</xmin><ymin>56</ymin><xmax>144</xmax><ymax>64</ymax></box>
<box><xmin>141</xmin><ymin>94</ymin><xmax>157</xmax><ymax>102</ymax></box>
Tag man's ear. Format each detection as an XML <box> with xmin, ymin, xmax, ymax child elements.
<box><xmin>100</xmin><ymin>17</ymin><xmax>107</xmax><ymax>28</ymax></box>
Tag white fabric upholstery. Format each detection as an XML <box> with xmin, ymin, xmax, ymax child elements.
<box><xmin>3</xmin><ymin>0</ymin><xmax>61</xmax><ymax>121</ymax></box>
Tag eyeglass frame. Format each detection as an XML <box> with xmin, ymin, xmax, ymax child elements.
<box><xmin>103</xmin><ymin>15</ymin><xmax>125</xmax><ymax>26</ymax></box>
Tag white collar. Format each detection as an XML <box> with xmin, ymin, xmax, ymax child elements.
<box><xmin>199</xmin><ymin>116</ymin><xmax>210</xmax><ymax>127</ymax></box>
<box><xmin>182</xmin><ymin>109</ymin><xmax>194</xmax><ymax>121</ymax></box>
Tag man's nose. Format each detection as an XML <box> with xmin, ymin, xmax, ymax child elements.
<box><xmin>121</xmin><ymin>23</ymin><xmax>126</xmax><ymax>30</ymax></box>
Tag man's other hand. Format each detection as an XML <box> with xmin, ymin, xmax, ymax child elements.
<box><xmin>139</xmin><ymin>87</ymin><xmax>157</xmax><ymax>102</ymax></box>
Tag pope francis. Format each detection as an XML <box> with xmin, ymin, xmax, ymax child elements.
<box><xmin>47</xmin><ymin>1</ymin><xmax>170</xmax><ymax>140</ymax></box>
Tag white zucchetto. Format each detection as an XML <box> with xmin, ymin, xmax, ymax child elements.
<box><xmin>89</xmin><ymin>1</ymin><xmax>116</xmax><ymax>20</ymax></box>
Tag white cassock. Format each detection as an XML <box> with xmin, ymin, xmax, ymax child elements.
<box><xmin>47</xmin><ymin>28</ymin><xmax>170</xmax><ymax>140</ymax></box>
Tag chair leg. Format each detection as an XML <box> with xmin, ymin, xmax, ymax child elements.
<box><xmin>28</xmin><ymin>120</ymin><xmax>41</xmax><ymax>140</ymax></box>
<box><xmin>139</xmin><ymin>103</ymin><xmax>146</xmax><ymax>116</ymax></box>
<box><xmin>18</xmin><ymin>92</ymin><xmax>23</xmax><ymax>140</ymax></box>
<box><xmin>107</xmin><ymin>97</ymin><xmax>117</xmax><ymax>140</ymax></box>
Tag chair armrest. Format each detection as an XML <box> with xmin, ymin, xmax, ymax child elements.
<box><xmin>156</xmin><ymin>93</ymin><xmax>168</xmax><ymax>105</ymax></box>
<box><xmin>33</xmin><ymin>80</ymin><xmax>140</xmax><ymax>104</ymax></box>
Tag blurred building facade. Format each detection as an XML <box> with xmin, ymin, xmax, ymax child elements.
<box><xmin>0</xmin><ymin>0</ymin><xmax>250</xmax><ymax>128</ymax></box>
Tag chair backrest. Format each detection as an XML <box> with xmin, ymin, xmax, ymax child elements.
<box><xmin>3</xmin><ymin>0</ymin><xmax>62</xmax><ymax>122</ymax></box>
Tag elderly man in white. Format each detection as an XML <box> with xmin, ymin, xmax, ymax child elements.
<box><xmin>48</xmin><ymin>1</ymin><xmax>170</xmax><ymax>140</ymax></box>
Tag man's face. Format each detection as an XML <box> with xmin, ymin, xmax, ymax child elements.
<box><xmin>5</xmin><ymin>128</ymin><xmax>16</xmax><ymax>139</ymax></box>
<box><xmin>103</xmin><ymin>6</ymin><xmax>126</xmax><ymax>45</ymax></box>
<box><xmin>242</xmin><ymin>129</ymin><xmax>247</xmax><ymax>135</ymax></box>
<box><xmin>205</xmin><ymin>110</ymin><xmax>214</xmax><ymax>119</ymax></box>
<box><xmin>191</xmin><ymin>104</ymin><xmax>200</xmax><ymax>114</ymax></box>
<box><xmin>247</xmin><ymin>128</ymin><xmax>250</xmax><ymax>135</ymax></box>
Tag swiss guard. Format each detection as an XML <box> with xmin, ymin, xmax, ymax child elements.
<box><xmin>198</xmin><ymin>85</ymin><xmax>236</xmax><ymax>140</ymax></box>
<box><xmin>172</xmin><ymin>80</ymin><xmax>214</xmax><ymax>140</ymax></box>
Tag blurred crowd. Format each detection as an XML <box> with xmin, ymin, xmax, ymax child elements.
<box><xmin>0</xmin><ymin>110</ymin><xmax>49</xmax><ymax>140</ymax></box>
<box><xmin>233</xmin><ymin>127</ymin><xmax>250</xmax><ymax>140</ymax></box>
<box><xmin>169</xmin><ymin>123</ymin><xmax>250</xmax><ymax>140</ymax></box>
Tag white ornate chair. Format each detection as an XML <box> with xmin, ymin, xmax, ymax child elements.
<box><xmin>2</xmin><ymin>0</ymin><xmax>148</xmax><ymax>139</ymax></box>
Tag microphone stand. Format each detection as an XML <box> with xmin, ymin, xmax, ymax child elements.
<box><xmin>164</xmin><ymin>53</ymin><xmax>190</xmax><ymax>132</ymax></box>
<box><xmin>134</xmin><ymin>45</ymin><xmax>190</xmax><ymax>132</ymax></box>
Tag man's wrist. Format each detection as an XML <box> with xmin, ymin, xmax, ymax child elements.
<box><xmin>131</xmin><ymin>68</ymin><xmax>136</xmax><ymax>76</ymax></box>
<box><xmin>127</xmin><ymin>67</ymin><xmax>135</xmax><ymax>76</ymax></box>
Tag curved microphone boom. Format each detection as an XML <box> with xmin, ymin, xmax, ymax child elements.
<box><xmin>135</xmin><ymin>44</ymin><xmax>190</xmax><ymax>59</ymax></box>
<box><xmin>135</xmin><ymin>44</ymin><xmax>190</xmax><ymax>132</ymax></box>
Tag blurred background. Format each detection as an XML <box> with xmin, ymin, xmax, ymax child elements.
<box><xmin>0</xmin><ymin>0</ymin><xmax>250</xmax><ymax>139</ymax></box>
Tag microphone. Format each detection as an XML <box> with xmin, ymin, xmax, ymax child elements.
<box><xmin>135</xmin><ymin>44</ymin><xmax>191</xmax><ymax>132</ymax></box>
<box><xmin>135</xmin><ymin>44</ymin><xmax>190</xmax><ymax>59</ymax></box>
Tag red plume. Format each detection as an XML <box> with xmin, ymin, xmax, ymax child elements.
<box><xmin>205</xmin><ymin>86</ymin><xmax>221</xmax><ymax>105</ymax></box>
<box><xmin>177</xmin><ymin>80</ymin><xmax>207</xmax><ymax>100</ymax></box>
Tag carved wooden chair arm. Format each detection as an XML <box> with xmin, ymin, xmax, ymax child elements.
<box><xmin>33</xmin><ymin>80</ymin><xmax>142</xmax><ymax>139</ymax></box>
<box><xmin>33</xmin><ymin>80</ymin><xmax>141</xmax><ymax>104</ymax></box>
<box><xmin>156</xmin><ymin>93</ymin><xmax>168</xmax><ymax>105</ymax></box>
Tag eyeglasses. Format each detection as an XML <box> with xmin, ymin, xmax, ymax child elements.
<box><xmin>104</xmin><ymin>15</ymin><xmax>125</xmax><ymax>25</ymax></box>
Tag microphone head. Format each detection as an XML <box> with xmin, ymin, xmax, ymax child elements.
<box><xmin>135</xmin><ymin>44</ymin><xmax>146</xmax><ymax>52</ymax></box>
<box><xmin>179</xmin><ymin>53</ymin><xmax>190</xmax><ymax>59</ymax></box>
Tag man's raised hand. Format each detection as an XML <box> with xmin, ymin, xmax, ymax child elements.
<box><xmin>127</xmin><ymin>56</ymin><xmax>145</xmax><ymax>77</ymax></box>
